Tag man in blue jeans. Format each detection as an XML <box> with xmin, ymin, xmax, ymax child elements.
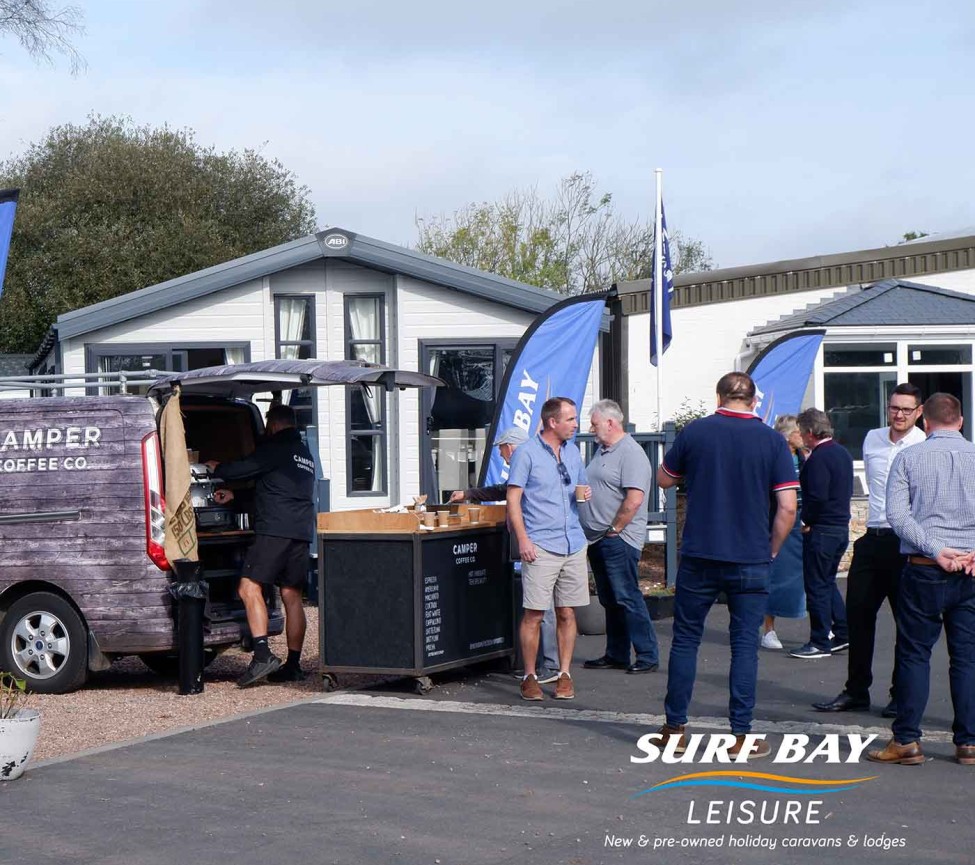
<box><xmin>869</xmin><ymin>392</ymin><xmax>975</xmax><ymax>766</ymax></box>
<box><xmin>657</xmin><ymin>372</ymin><xmax>798</xmax><ymax>760</ymax></box>
<box><xmin>580</xmin><ymin>399</ymin><xmax>659</xmax><ymax>674</ymax></box>
<box><xmin>789</xmin><ymin>408</ymin><xmax>854</xmax><ymax>659</ymax></box>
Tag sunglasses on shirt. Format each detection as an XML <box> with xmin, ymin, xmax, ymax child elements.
<box><xmin>557</xmin><ymin>461</ymin><xmax>571</xmax><ymax>486</ymax></box>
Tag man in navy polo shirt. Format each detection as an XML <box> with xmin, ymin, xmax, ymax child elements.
<box><xmin>656</xmin><ymin>372</ymin><xmax>798</xmax><ymax>760</ymax></box>
<box><xmin>789</xmin><ymin>408</ymin><xmax>854</xmax><ymax>660</ymax></box>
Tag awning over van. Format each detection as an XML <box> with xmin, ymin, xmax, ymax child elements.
<box><xmin>148</xmin><ymin>359</ymin><xmax>444</xmax><ymax>399</ymax></box>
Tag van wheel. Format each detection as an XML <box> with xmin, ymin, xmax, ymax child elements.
<box><xmin>0</xmin><ymin>592</ymin><xmax>88</xmax><ymax>694</ymax></box>
<box><xmin>139</xmin><ymin>650</ymin><xmax>219</xmax><ymax>678</ymax></box>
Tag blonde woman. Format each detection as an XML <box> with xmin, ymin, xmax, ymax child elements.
<box><xmin>762</xmin><ymin>415</ymin><xmax>808</xmax><ymax>649</ymax></box>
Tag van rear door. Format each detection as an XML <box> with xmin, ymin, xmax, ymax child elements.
<box><xmin>147</xmin><ymin>359</ymin><xmax>443</xmax><ymax>400</ymax></box>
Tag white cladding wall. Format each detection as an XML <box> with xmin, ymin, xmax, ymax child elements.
<box><xmin>60</xmin><ymin>278</ymin><xmax>269</xmax><ymax>375</ymax></box>
<box><xmin>59</xmin><ymin>257</ymin><xmax>601</xmax><ymax>513</ymax></box>
<box><xmin>395</xmin><ymin>274</ymin><xmax>534</xmax><ymax>505</ymax></box>
<box><xmin>627</xmin><ymin>286</ymin><xmax>849</xmax><ymax>427</ymax></box>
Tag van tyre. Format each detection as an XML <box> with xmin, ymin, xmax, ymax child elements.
<box><xmin>0</xmin><ymin>592</ymin><xmax>88</xmax><ymax>694</ymax></box>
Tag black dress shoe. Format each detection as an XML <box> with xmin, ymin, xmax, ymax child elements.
<box><xmin>812</xmin><ymin>692</ymin><xmax>870</xmax><ymax>712</ymax></box>
<box><xmin>583</xmin><ymin>656</ymin><xmax>628</xmax><ymax>670</ymax></box>
<box><xmin>881</xmin><ymin>700</ymin><xmax>898</xmax><ymax>719</ymax></box>
<box><xmin>626</xmin><ymin>661</ymin><xmax>659</xmax><ymax>674</ymax></box>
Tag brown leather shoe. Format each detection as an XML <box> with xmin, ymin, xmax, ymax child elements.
<box><xmin>520</xmin><ymin>674</ymin><xmax>543</xmax><ymax>701</ymax></box>
<box><xmin>866</xmin><ymin>738</ymin><xmax>925</xmax><ymax>765</ymax></box>
<box><xmin>728</xmin><ymin>735</ymin><xmax>771</xmax><ymax>761</ymax></box>
<box><xmin>659</xmin><ymin>723</ymin><xmax>688</xmax><ymax>754</ymax></box>
<box><xmin>956</xmin><ymin>744</ymin><xmax>975</xmax><ymax>765</ymax></box>
<box><xmin>554</xmin><ymin>672</ymin><xmax>575</xmax><ymax>700</ymax></box>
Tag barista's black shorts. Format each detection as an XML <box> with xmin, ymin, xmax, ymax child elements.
<box><xmin>241</xmin><ymin>535</ymin><xmax>309</xmax><ymax>589</ymax></box>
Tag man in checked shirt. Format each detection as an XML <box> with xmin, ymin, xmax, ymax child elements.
<box><xmin>868</xmin><ymin>392</ymin><xmax>975</xmax><ymax>766</ymax></box>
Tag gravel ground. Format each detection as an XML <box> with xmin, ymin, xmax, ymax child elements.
<box><xmin>27</xmin><ymin>605</ymin><xmax>329</xmax><ymax>763</ymax></box>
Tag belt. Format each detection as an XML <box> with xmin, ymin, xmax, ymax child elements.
<box><xmin>865</xmin><ymin>527</ymin><xmax>894</xmax><ymax>537</ymax></box>
<box><xmin>907</xmin><ymin>555</ymin><xmax>941</xmax><ymax>568</ymax></box>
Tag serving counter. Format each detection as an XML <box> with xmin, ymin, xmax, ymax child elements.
<box><xmin>316</xmin><ymin>504</ymin><xmax>514</xmax><ymax>692</ymax></box>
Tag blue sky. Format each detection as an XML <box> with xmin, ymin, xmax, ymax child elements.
<box><xmin>2</xmin><ymin>0</ymin><xmax>974</xmax><ymax>269</ymax></box>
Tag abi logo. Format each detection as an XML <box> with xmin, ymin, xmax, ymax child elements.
<box><xmin>323</xmin><ymin>233</ymin><xmax>349</xmax><ymax>250</ymax></box>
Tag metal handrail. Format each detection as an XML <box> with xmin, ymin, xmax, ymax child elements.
<box><xmin>0</xmin><ymin>369</ymin><xmax>173</xmax><ymax>394</ymax></box>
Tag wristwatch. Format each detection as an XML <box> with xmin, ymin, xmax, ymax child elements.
<box><xmin>609</xmin><ymin>525</ymin><xmax>621</xmax><ymax>535</ymax></box>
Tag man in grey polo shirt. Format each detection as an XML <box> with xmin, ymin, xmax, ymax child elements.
<box><xmin>579</xmin><ymin>399</ymin><xmax>659</xmax><ymax>674</ymax></box>
<box><xmin>507</xmin><ymin>396</ymin><xmax>589</xmax><ymax>702</ymax></box>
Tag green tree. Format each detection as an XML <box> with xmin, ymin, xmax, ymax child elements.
<box><xmin>0</xmin><ymin>0</ymin><xmax>85</xmax><ymax>72</ymax></box>
<box><xmin>415</xmin><ymin>171</ymin><xmax>713</xmax><ymax>295</ymax></box>
<box><xmin>901</xmin><ymin>230</ymin><xmax>929</xmax><ymax>242</ymax></box>
<box><xmin>0</xmin><ymin>115</ymin><xmax>317</xmax><ymax>351</ymax></box>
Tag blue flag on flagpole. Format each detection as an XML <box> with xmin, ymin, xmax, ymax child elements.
<box><xmin>478</xmin><ymin>292</ymin><xmax>608</xmax><ymax>487</ymax></box>
<box><xmin>0</xmin><ymin>189</ymin><xmax>18</xmax><ymax>299</ymax></box>
<box><xmin>650</xmin><ymin>202</ymin><xmax>674</xmax><ymax>366</ymax></box>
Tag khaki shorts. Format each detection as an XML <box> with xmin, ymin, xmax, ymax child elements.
<box><xmin>522</xmin><ymin>546</ymin><xmax>589</xmax><ymax>610</ymax></box>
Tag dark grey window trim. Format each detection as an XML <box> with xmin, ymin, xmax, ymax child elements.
<box><xmin>417</xmin><ymin>338</ymin><xmax>519</xmax><ymax>501</ymax></box>
<box><xmin>273</xmin><ymin>295</ymin><xmax>318</xmax><ymax>431</ymax></box>
<box><xmin>84</xmin><ymin>341</ymin><xmax>251</xmax><ymax>395</ymax></box>
<box><xmin>344</xmin><ymin>293</ymin><xmax>388</xmax><ymax>496</ymax></box>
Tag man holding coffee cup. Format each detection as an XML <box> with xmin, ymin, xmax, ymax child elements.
<box><xmin>507</xmin><ymin>397</ymin><xmax>590</xmax><ymax>701</ymax></box>
<box><xmin>449</xmin><ymin>426</ymin><xmax>560</xmax><ymax>684</ymax></box>
<box><xmin>579</xmin><ymin>399</ymin><xmax>659</xmax><ymax>674</ymax></box>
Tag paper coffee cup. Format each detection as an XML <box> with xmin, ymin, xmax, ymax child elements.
<box><xmin>468</xmin><ymin>506</ymin><xmax>481</xmax><ymax>523</ymax></box>
<box><xmin>575</xmin><ymin>485</ymin><xmax>587</xmax><ymax>503</ymax></box>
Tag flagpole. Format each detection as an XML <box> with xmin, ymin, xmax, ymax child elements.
<box><xmin>653</xmin><ymin>169</ymin><xmax>664</xmax><ymax>431</ymax></box>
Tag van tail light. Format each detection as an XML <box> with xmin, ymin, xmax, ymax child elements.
<box><xmin>142</xmin><ymin>432</ymin><xmax>170</xmax><ymax>572</ymax></box>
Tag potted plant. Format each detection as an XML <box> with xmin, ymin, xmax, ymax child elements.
<box><xmin>644</xmin><ymin>585</ymin><xmax>676</xmax><ymax>621</ymax></box>
<box><xmin>575</xmin><ymin>565</ymin><xmax>606</xmax><ymax>636</ymax></box>
<box><xmin>0</xmin><ymin>671</ymin><xmax>40</xmax><ymax>781</ymax></box>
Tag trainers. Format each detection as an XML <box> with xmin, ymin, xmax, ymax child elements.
<box><xmin>520</xmin><ymin>674</ymin><xmax>544</xmax><ymax>701</ymax></box>
<box><xmin>237</xmin><ymin>654</ymin><xmax>282</xmax><ymax>687</ymax></box>
<box><xmin>267</xmin><ymin>664</ymin><xmax>308</xmax><ymax>683</ymax></box>
<box><xmin>761</xmin><ymin>629</ymin><xmax>783</xmax><ymax>650</ymax></box>
<box><xmin>789</xmin><ymin>643</ymin><xmax>831</xmax><ymax>659</ymax></box>
<box><xmin>830</xmin><ymin>637</ymin><xmax>850</xmax><ymax>653</ymax></box>
<box><xmin>536</xmin><ymin>669</ymin><xmax>560</xmax><ymax>685</ymax></box>
<box><xmin>659</xmin><ymin>723</ymin><xmax>688</xmax><ymax>754</ymax></box>
<box><xmin>554</xmin><ymin>672</ymin><xmax>575</xmax><ymax>700</ymax></box>
<box><xmin>729</xmin><ymin>735</ymin><xmax>772</xmax><ymax>761</ymax></box>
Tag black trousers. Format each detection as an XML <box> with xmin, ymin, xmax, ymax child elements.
<box><xmin>844</xmin><ymin>530</ymin><xmax>904</xmax><ymax>701</ymax></box>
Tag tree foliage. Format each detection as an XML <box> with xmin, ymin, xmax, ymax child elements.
<box><xmin>0</xmin><ymin>115</ymin><xmax>318</xmax><ymax>351</ymax></box>
<box><xmin>415</xmin><ymin>171</ymin><xmax>713</xmax><ymax>295</ymax></box>
<box><xmin>0</xmin><ymin>0</ymin><xmax>85</xmax><ymax>72</ymax></box>
<box><xmin>900</xmin><ymin>230</ymin><xmax>929</xmax><ymax>242</ymax></box>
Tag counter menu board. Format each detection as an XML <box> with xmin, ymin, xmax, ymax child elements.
<box><xmin>319</xmin><ymin>522</ymin><xmax>514</xmax><ymax>677</ymax></box>
<box><xmin>421</xmin><ymin>530</ymin><xmax>511</xmax><ymax>666</ymax></box>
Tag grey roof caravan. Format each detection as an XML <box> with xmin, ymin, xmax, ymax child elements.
<box><xmin>0</xmin><ymin>360</ymin><xmax>442</xmax><ymax>693</ymax></box>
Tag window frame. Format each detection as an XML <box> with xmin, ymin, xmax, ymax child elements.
<box><xmin>344</xmin><ymin>293</ymin><xmax>388</xmax><ymax>496</ymax></box>
<box><xmin>84</xmin><ymin>342</ymin><xmax>251</xmax><ymax>395</ymax></box>
<box><xmin>273</xmin><ymin>294</ymin><xmax>317</xmax><ymax>432</ymax></box>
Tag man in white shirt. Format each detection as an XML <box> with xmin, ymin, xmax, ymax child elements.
<box><xmin>813</xmin><ymin>383</ymin><xmax>925</xmax><ymax>717</ymax></box>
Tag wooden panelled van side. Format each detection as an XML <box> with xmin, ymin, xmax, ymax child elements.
<box><xmin>0</xmin><ymin>398</ymin><xmax>177</xmax><ymax>681</ymax></box>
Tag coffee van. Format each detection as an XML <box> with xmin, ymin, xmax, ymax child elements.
<box><xmin>0</xmin><ymin>359</ymin><xmax>441</xmax><ymax>692</ymax></box>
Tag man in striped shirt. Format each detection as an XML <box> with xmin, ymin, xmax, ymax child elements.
<box><xmin>868</xmin><ymin>392</ymin><xmax>975</xmax><ymax>766</ymax></box>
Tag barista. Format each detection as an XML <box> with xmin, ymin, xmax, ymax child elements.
<box><xmin>205</xmin><ymin>404</ymin><xmax>315</xmax><ymax>687</ymax></box>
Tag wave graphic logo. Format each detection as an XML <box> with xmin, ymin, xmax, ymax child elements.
<box><xmin>632</xmin><ymin>771</ymin><xmax>877</xmax><ymax>799</ymax></box>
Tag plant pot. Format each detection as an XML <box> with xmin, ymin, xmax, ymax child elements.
<box><xmin>575</xmin><ymin>595</ymin><xmax>606</xmax><ymax>635</ymax></box>
<box><xmin>0</xmin><ymin>708</ymin><xmax>41</xmax><ymax>781</ymax></box>
<box><xmin>645</xmin><ymin>591</ymin><xmax>676</xmax><ymax>621</ymax></box>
